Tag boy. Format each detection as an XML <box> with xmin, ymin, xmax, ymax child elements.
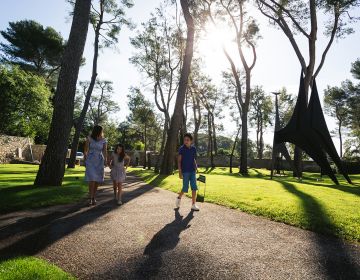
<box><xmin>175</xmin><ymin>133</ymin><xmax>200</xmax><ymax>211</ymax></box>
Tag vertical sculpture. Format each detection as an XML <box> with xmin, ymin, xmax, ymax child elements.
<box><xmin>272</xmin><ymin>75</ymin><xmax>351</xmax><ymax>185</ymax></box>
<box><xmin>270</xmin><ymin>92</ymin><xmax>298</xmax><ymax>179</ymax></box>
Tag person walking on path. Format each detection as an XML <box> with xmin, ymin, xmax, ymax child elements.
<box><xmin>175</xmin><ymin>133</ymin><xmax>200</xmax><ymax>211</ymax></box>
<box><xmin>110</xmin><ymin>143</ymin><xmax>130</xmax><ymax>205</ymax></box>
<box><xmin>84</xmin><ymin>125</ymin><xmax>107</xmax><ymax>206</ymax></box>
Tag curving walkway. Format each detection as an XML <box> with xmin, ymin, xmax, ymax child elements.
<box><xmin>0</xmin><ymin>174</ymin><xmax>360</xmax><ymax>279</ymax></box>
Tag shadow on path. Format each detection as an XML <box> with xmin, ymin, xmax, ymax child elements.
<box><xmin>135</xmin><ymin>209</ymin><xmax>194</xmax><ymax>279</ymax></box>
<box><xmin>279</xmin><ymin>180</ymin><xmax>360</xmax><ymax>278</ymax></box>
<box><xmin>0</xmin><ymin>176</ymin><xmax>155</xmax><ymax>261</ymax></box>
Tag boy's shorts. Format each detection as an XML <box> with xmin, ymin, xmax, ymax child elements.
<box><xmin>182</xmin><ymin>172</ymin><xmax>198</xmax><ymax>193</ymax></box>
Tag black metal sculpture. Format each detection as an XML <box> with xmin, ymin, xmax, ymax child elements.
<box><xmin>270</xmin><ymin>92</ymin><xmax>298</xmax><ymax>179</ymax></box>
<box><xmin>272</xmin><ymin>75</ymin><xmax>352</xmax><ymax>185</ymax></box>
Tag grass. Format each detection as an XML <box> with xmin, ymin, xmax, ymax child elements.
<box><xmin>0</xmin><ymin>164</ymin><xmax>87</xmax><ymax>213</ymax></box>
<box><xmin>130</xmin><ymin>167</ymin><xmax>360</xmax><ymax>242</ymax></box>
<box><xmin>0</xmin><ymin>257</ymin><xmax>75</xmax><ymax>280</ymax></box>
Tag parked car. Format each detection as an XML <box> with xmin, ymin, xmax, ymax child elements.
<box><xmin>76</xmin><ymin>152</ymin><xmax>84</xmax><ymax>160</ymax></box>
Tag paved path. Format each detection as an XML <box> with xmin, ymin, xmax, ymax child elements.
<box><xmin>1</xmin><ymin>174</ymin><xmax>360</xmax><ymax>279</ymax></box>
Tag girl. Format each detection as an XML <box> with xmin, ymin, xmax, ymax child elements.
<box><xmin>110</xmin><ymin>144</ymin><xmax>130</xmax><ymax>205</ymax></box>
<box><xmin>84</xmin><ymin>125</ymin><xmax>107</xmax><ymax>206</ymax></box>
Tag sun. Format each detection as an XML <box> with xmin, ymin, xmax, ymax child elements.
<box><xmin>197</xmin><ymin>23</ymin><xmax>236</xmax><ymax>76</ymax></box>
<box><xmin>198</xmin><ymin>23</ymin><xmax>234</xmax><ymax>53</ymax></box>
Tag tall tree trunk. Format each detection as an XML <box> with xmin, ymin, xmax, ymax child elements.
<box><xmin>293</xmin><ymin>146</ymin><xmax>302</xmax><ymax>177</ymax></box>
<box><xmin>207</xmin><ymin>114</ymin><xmax>211</xmax><ymax>157</ymax></box>
<box><xmin>143</xmin><ymin>123</ymin><xmax>147</xmax><ymax>169</ymax></box>
<box><xmin>191</xmin><ymin>90</ymin><xmax>201</xmax><ymax>148</ymax></box>
<box><xmin>160</xmin><ymin>0</ymin><xmax>194</xmax><ymax>175</ymax></box>
<box><xmin>259</xmin><ymin>129</ymin><xmax>264</xmax><ymax>160</ymax></box>
<box><xmin>230</xmin><ymin>126</ymin><xmax>241</xmax><ymax>173</ymax></box>
<box><xmin>256</xmin><ymin>127</ymin><xmax>260</xmax><ymax>159</ymax></box>
<box><xmin>180</xmin><ymin>110</ymin><xmax>187</xmax><ymax>143</ymax></box>
<box><xmin>240</xmin><ymin>107</ymin><xmax>248</xmax><ymax>174</ymax></box>
<box><xmin>208</xmin><ymin>114</ymin><xmax>215</xmax><ymax>168</ymax></box>
<box><xmin>211</xmin><ymin>113</ymin><xmax>218</xmax><ymax>155</ymax></box>
<box><xmin>179</xmin><ymin>92</ymin><xmax>188</xmax><ymax>145</ymax></box>
<box><xmin>240</xmin><ymin>74</ymin><xmax>251</xmax><ymax>175</ymax></box>
<box><xmin>339</xmin><ymin>119</ymin><xmax>343</xmax><ymax>158</ymax></box>
<box><xmin>35</xmin><ymin>0</ymin><xmax>91</xmax><ymax>186</ymax></box>
<box><xmin>194</xmin><ymin>109</ymin><xmax>201</xmax><ymax>149</ymax></box>
<box><xmin>194</xmin><ymin>124</ymin><xmax>200</xmax><ymax>148</ymax></box>
<box><xmin>155</xmin><ymin>120</ymin><xmax>168</xmax><ymax>173</ymax></box>
<box><xmin>68</xmin><ymin>2</ymin><xmax>104</xmax><ymax>168</ymax></box>
<box><xmin>258</xmin><ymin>117</ymin><xmax>264</xmax><ymax>159</ymax></box>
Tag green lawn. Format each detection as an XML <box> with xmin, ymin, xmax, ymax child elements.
<box><xmin>0</xmin><ymin>257</ymin><xmax>75</xmax><ymax>280</ymax></box>
<box><xmin>130</xmin><ymin>167</ymin><xmax>360</xmax><ymax>242</ymax></box>
<box><xmin>0</xmin><ymin>164</ymin><xmax>87</xmax><ymax>213</ymax></box>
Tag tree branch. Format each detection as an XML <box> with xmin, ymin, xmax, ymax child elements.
<box><xmin>314</xmin><ymin>4</ymin><xmax>340</xmax><ymax>78</ymax></box>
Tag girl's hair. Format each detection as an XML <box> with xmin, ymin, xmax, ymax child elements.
<box><xmin>90</xmin><ymin>125</ymin><xmax>103</xmax><ymax>140</ymax></box>
<box><xmin>114</xmin><ymin>143</ymin><xmax>125</xmax><ymax>162</ymax></box>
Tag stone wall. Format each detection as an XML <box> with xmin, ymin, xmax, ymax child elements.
<box><xmin>248</xmin><ymin>158</ymin><xmax>320</xmax><ymax>172</ymax></box>
<box><xmin>31</xmin><ymin>145</ymin><xmax>47</xmax><ymax>162</ymax></box>
<box><xmin>0</xmin><ymin>134</ymin><xmax>32</xmax><ymax>163</ymax></box>
<box><xmin>146</xmin><ymin>153</ymin><xmax>322</xmax><ymax>172</ymax></box>
<box><xmin>146</xmin><ymin>154</ymin><xmax>360</xmax><ymax>174</ymax></box>
<box><xmin>125</xmin><ymin>150</ymin><xmax>146</xmax><ymax>166</ymax></box>
<box><xmin>105</xmin><ymin>150</ymin><xmax>146</xmax><ymax>166</ymax></box>
<box><xmin>2</xmin><ymin>135</ymin><xmax>357</xmax><ymax>174</ymax></box>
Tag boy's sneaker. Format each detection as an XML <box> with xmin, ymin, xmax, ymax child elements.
<box><xmin>117</xmin><ymin>199</ymin><xmax>122</xmax><ymax>205</ymax></box>
<box><xmin>175</xmin><ymin>197</ymin><xmax>181</xmax><ymax>208</ymax></box>
<box><xmin>191</xmin><ymin>204</ymin><xmax>200</xmax><ymax>211</ymax></box>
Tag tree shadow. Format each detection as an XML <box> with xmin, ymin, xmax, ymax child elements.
<box><xmin>0</xmin><ymin>183</ymin><xmax>87</xmax><ymax>214</ymax></box>
<box><xmin>203</xmin><ymin>167</ymin><xmax>216</xmax><ymax>174</ymax></box>
<box><xmin>251</xmin><ymin>168</ymin><xmax>268</xmax><ymax>178</ymax></box>
<box><xmin>135</xmin><ymin>209</ymin><xmax>194</xmax><ymax>279</ymax></box>
<box><xmin>0</xmin><ymin>177</ymin><xmax>156</xmax><ymax>261</ymax></box>
<box><xmin>274</xmin><ymin>174</ymin><xmax>360</xmax><ymax>198</ymax></box>
<box><xmin>198</xmin><ymin>167</ymin><xmax>244</xmax><ymax>178</ymax></box>
<box><xmin>129</xmin><ymin>171</ymin><xmax>169</xmax><ymax>188</ymax></box>
<box><xmin>0</xmin><ymin>170</ymin><xmax>38</xmax><ymax>175</ymax></box>
<box><xmin>279</xmin><ymin>180</ymin><xmax>360</xmax><ymax>278</ymax></box>
<box><xmin>297</xmin><ymin>179</ymin><xmax>360</xmax><ymax>196</ymax></box>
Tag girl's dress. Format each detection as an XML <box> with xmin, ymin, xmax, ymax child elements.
<box><xmin>110</xmin><ymin>152</ymin><xmax>126</xmax><ymax>183</ymax></box>
<box><xmin>85</xmin><ymin>137</ymin><xmax>107</xmax><ymax>182</ymax></box>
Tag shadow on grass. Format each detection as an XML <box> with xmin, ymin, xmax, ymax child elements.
<box><xmin>197</xmin><ymin>168</ymin><xmax>250</xmax><ymax>178</ymax></box>
<box><xmin>203</xmin><ymin>167</ymin><xmax>216</xmax><ymax>174</ymax></box>
<box><xmin>251</xmin><ymin>169</ymin><xmax>268</xmax><ymax>178</ymax></box>
<box><xmin>279</xmin><ymin>180</ymin><xmax>360</xmax><ymax>278</ymax></box>
<box><xmin>269</xmin><ymin>171</ymin><xmax>360</xmax><ymax>199</ymax></box>
<box><xmin>0</xmin><ymin>164</ymin><xmax>88</xmax><ymax>213</ymax></box>
<box><xmin>135</xmin><ymin>209</ymin><xmax>194</xmax><ymax>278</ymax></box>
<box><xmin>0</xmin><ymin>178</ymin><xmax>35</xmax><ymax>188</ymax></box>
<box><xmin>0</xmin><ymin>184</ymin><xmax>87</xmax><ymax>214</ymax></box>
<box><xmin>0</xmin><ymin>176</ymin><xmax>88</xmax><ymax>214</ymax></box>
<box><xmin>0</xmin><ymin>170</ymin><xmax>39</xmax><ymax>175</ymax></box>
<box><xmin>129</xmin><ymin>170</ymin><xmax>170</xmax><ymax>188</ymax></box>
<box><xmin>286</xmin><ymin>178</ymin><xmax>360</xmax><ymax>197</ymax></box>
<box><xmin>0</xmin><ymin>175</ymin><xmax>156</xmax><ymax>261</ymax></box>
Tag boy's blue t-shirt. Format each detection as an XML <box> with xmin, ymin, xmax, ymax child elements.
<box><xmin>179</xmin><ymin>145</ymin><xmax>197</xmax><ymax>173</ymax></box>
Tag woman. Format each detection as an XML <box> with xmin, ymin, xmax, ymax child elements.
<box><xmin>84</xmin><ymin>125</ymin><xmax>107</xmax><ymax>205</ymax></box>
<box><xmin>110</xmin><ymin>144</ymin><xmax>130</xmax><ymax>205</ymax></box>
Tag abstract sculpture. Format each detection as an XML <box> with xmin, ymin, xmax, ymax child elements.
<box><xmin>272</xmin><ymin>75</ymin><xmax>352</xmax><ymax>185</ymax></box>
<box><xmin>270</xmin><ymin>92</ymin><xmax>298</xmax><ymax>178</ymax></box>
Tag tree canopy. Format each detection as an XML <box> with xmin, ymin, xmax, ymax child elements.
<box><xmin>0</xmin><ymin>65</ymin><xmax>52</xmax><ymax>143</ymax></box>
<box><xmin>0</xmin><ymin>20</ymin><xmax>65</xmax><ymax>84</ymax></box>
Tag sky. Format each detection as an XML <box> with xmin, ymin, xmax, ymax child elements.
<box><xmin>1</xmin><ymin>0</ymin><xmax>359</xmax><ymax>150</ymax></box>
